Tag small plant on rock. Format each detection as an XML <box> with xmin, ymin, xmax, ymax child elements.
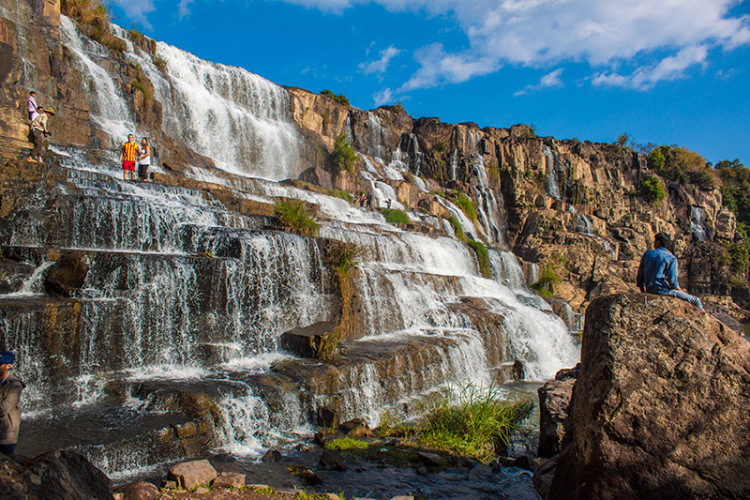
<box><xmin>330</xmin><ymin>134</ymin><xmax>357</xmax><ymax>173</ymax></box>
<box><xmin>639</xmin><ymin>174</ymin><xmax>666</xmax><ymax>205</ymax></box>
<box><xmin>382</xmin><ymin>209</ymin><xmax>410</xmax><ymax>225</ymax></box>
<box><xmin>273</xmin><ymin>199</ymin><xmax>319</xmax><ymax>236</ymax></box>
<box><xmin>468</xmin><ymin>240</ymin><xmax>491</xmax><ymax>278</ymax></box>
<box><xmin>446</xmin><ymin>216</ymin><xmax>466</xmax><ymax>241</ymax></box>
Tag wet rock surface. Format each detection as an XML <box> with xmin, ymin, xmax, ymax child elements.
<box><xmin>0</xmin><ymin>450</ymin><xmax>113</xmax><ymax>500</ymax></box>
<box><xmin>549</xmin><ymin>293</ymin><xmax>750</xmax><ymax>500</ymax></box>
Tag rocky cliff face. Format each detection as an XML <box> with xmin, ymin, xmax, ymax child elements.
<box><xmin>547</xmin><ymin>293</ymin><xmax>750</xmax><ymax>500</ymax></box>
<box><xmin>3</xmin><ymin>1</ymin><xmax>746</xmax><ymax>326</ymax></box>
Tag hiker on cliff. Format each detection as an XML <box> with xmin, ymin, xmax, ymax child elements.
<box><xmin>637</xmin><ymin>232</ymin><xmax>703</xmax><ymax>309</ymax></box>
<box><xmin>27</xmin><ymin>106</ymin><xmax>53</xmax><ymax>163</ymax></box>
<box><xmin>366</xmin><ymin>192</ymin><xmax>373</xmax><ymax>208</ymax></box>
<box><xmin>0</xmin><ymin>351</ymin><xmax>24</xmax><ymax>456</ymax></box>
<box><xmin>27</xmin><ymin>91</ymin><xmax>38</xmax><ymax>121</ymax></box>
<box><xmin>137</xmin><ymin>137</ymin><xmax>151</xmax><ymax>182</ymax></box>
<box><xmin>119</xmin><ymin>134</ymin><xmax>140</xmax><ymax>181</ymax></box>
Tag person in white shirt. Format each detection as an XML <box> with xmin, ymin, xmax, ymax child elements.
<box><xmin>27</xmin><ymin>91</ymin><xmax>37</xmax><ymax>121</ymax></box>
<box><xmin>137</xmin><ymin>137</ymin><xmax>151</xmax><ymax>181</ymax></box>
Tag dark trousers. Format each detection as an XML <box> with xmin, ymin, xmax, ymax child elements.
<box><xmin>31</xmin><ymin>129</ymin><xmax>44</xmax><ymax>158</ymax></box>
<box><xmin>0</xmin><ymin>443</ymin><xmax>16</xmax><ymax>456</ymax></box>
<box><xmin>138</xmin><ymin>163</ymin><xmax>149</xmax><ymax>180</ymax></box>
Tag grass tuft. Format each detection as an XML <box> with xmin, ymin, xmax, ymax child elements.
<box><xmin>273</xmin><ymin>199</ymin><xmax>319</xmax><ymax>236</ymax></box>
<box><xmin>382</xmin><ymin>209</ymin><xmax>410</xmax><ymax>225</ymax></box>
<box><xmin>467</xmin><ymin>240</ymin><xmax>491</xmax><ymax>278</ymax></box>
<box><xmin>446</xmin><ymin>216</ymin><xmax>466</xmax><ymax>241</ymax></box>
<box><xmin>419</xmin><ymin>384</ymin><xmax>534</xmax><ymax>462</ymax></box>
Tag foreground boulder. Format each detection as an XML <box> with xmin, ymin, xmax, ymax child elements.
<box><xmin>550</xmin><ymin>293</ymin><xmax>750</xmax><ymax>500</ymax></box>
<box><xmin>537</xmin><ymin>364</ymin><xmax>579</xmax><ymax>458</ymax></box>
<box><xmin>0</xmin><ymin>450</ymin><xmax>113</xmax><ymax>500</ymax></box>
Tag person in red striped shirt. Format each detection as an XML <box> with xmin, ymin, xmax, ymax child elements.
<box><xmin>119</xmin><ymin>134</ymin><xmax>140</xmax><ymax>181</ymax></box>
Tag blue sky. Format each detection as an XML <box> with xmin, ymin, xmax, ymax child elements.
<box><xmin>112</xmin><ymin>0</ymin><xmax>750</xmax><ymax>166</ymax></box>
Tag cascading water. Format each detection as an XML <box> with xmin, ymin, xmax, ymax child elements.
<box><xmin>543</xmin><ymin>146</ymin><xmax>562</xmax><ymax>200</ymax></box>
<box><xmin>690</xmin><ymin>206</ymin><xmax>708</xmax><ymax>241</ymax></box>
<box><xmin>1</xmin><ymin>16</ymin><xmax>582</xmax><ymax>480</ymax></box>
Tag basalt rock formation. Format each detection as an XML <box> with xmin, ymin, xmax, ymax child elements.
<box><xmin>547</xmin><ymin>293</ymin><xmax>750</xmax><ymax>500</ymax></box>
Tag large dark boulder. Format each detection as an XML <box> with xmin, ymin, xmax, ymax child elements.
<box><xmin>298</xmin><ymin>166</ymin><xmax>333</xmax><ymax>190</ymax></box>
<box><xmin>44</xmin><ymin>251</ymin><xmax>90</xmax><ymax>297</ymax></box>
<box><xmin>550</xmin><ymin>293</ymin><xmax>750</xmax><ymax>500</ymax></box>
<box><xmin>537</xmin><ymin>364</ymin><xmax>579</xmax><ymax>458</ymax></box>
<box><xmin>0</xmin><ymin>450</ymin><xmax>113</xmax><ymax>500</ymax></box>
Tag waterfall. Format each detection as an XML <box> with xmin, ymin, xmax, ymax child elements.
<box><xmin>60</xmin><ymin>17</ymin><xmax>134</xmax><ymax>143</ymax></box>
<box><xmin>543</xmin><ymin>146</ymin><xmax>562</xmax><ymax>200</ymax></box>
<box><xmin>690</xmin><ymin>206</ymin><xmax>708</xmax><ymax>242</ymax></box>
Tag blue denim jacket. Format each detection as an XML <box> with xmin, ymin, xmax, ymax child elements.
<box><xmin>636</xmin><ymin>247</ymin><xmax>678</xmax><ymax>294</ymax></box>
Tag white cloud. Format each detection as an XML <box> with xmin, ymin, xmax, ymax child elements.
<box><xmin>179</xmin><ymin>0</ymin><xmax>195</xmax><ymax>20</ymax></box>
<box><xmin>514</xmin><ymin>68</ymin><xmax>564</xmax><ymax>96</ymax></box>
<box><xmin>592</xmin><ymin>45</ymin><xmax>709</xmax><ymax>90</ymax></box>
<box><xmin>359</xmin><ymin>46</ymin><xmax>401</xmax><ymax>75</ymax></box>
<box><xmin>272</xmin><ymin>0</ymin><xmax>750</xmax><ymax>90</ymax></box>
<box><xmin>114</xmin><ymin>0</ymin><xmax>155</xmax><ymax>28</ymax></box>
<box><xmin>373</xmin><ymin>87</ymin><xmax>395</xmax><ymax>106</ymax></box>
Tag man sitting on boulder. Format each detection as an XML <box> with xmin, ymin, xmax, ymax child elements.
<box><xmin>637</xmin><ymin>232</ymin><xmax>703</xmax><ymax>309</ymax></box>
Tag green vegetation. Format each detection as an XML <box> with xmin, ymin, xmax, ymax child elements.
<box><xmin>327</xmin><ymin>242</ymin><xmax>363</xmax><ymax>274</ymax></box>
<box><xmin>329</xmin><ymin>188</ymin><xmax>352</xmax><ymax>203</ymax></box>
<box><xmin>320</xmin><ymin>111</ymin><xmax>330</xmax><ymax>128</ymax></box>
<box><xmin>639</xmin><ymin>174</ymin><xmax>666</xmax><ymax>205</ymax></box>
<box><xmin>382</xmin><ymin>209</ymin><xmax>410</xmax><ymax>225</ymax></box>
<box><xmin>453</xmin><ymin>192</ymin><xmax>477</xmax><ymax>221</ymax></box>
<box><xmin>330</xmin><ymin>134</ymin><xmax>357</xmax><ymax>173</ymax></box>
<box><xmin>62</xmin><ymin>0</ymin><xmax>127</xmax><ymax>52</ymax></box>
<box><xmin>273</xmin><ymin>199</ymin><xmax>319</xmax><ymax>236</ymax></box>
<box><xmin>320</xmin><ymin>89</ymin><xmax>350</xmax><ymax>107</ymax></box>
<box><xmin>419</xmin><ymin>384</ymin><xmax>534</xmax><ymax>462</ymax></box>
<box><xmin>467</xmin><ymin>240</ymin><xmax>491</xmax><ymax>278</ymax></box>
<box><xmin>530</xmin><ymin>264</ymin><xmax>560</xmax><ymax>298</ymax></box>
<box><xmin>616</xmin><ymin>132</ymin><xmax>630</xmax><ymax>147</ymax></box>
<box><xmin>324</xmin><ymin>437</ymin><xmax>371</xmax><ymax>451</ymax></box>
<box><xmin>446</xmin><ymin>216</ymin><xmax>465</xmax><ymax>241</ymax></box>
<box><xmin>649</xmin><ymin>145</ymin><xmax>715</xmax><ymax>189</ymax></box>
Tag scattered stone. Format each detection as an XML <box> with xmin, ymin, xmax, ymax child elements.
<box><xmin>209</xmin><ymin>453</ymin><xmax>236</xmax><ymax>464</ymax></box>
<box><xmin>416</xmin><ymin>467</ymin><xmax>428</xmax><ymax>476</ymax></box>
<box><xmin>319</xmin><ymin>449</ymin><xmax>348</xmax><ymax>471</ymax></box>
<box><xmin>194</xmin><ymin>486</ymin><xmax>209</xmax><ymax>494</ymax></box>
<box><xmin>418</xmin><ymin>452</ymin><xmax>442</xmax><ymax>466</ymax></box>
<box><xmin>509</xmin><ymin>454</ymin><xmax>538</xmax><ymax>473</ymax></box>
<box><xmin>550</xmin><ymin>294</ymin><xmax>750</xmax><ymax>499</ymax></box>
<box><xmin>262</xmin><ymin>449</ymin><xmax>282</xmax><ymax>463</ymax></box>
<box><xmin>160</xmin><ymin>480</ymin><xmax>177</xmax><ymax>489</ymax></box>
<box><xmin>298</xmin><ymin>166</ymin><xmax>333</xmax><ymax>190</ymax></box>
<box><xmin>0</xmin><ymin>450</ymin><xmax>112</xmax><ymax>500</ymax></box>
<box><xmin>297</xmin><ymin>468</ymin><xmax>323</xmax><ymax>486</ymax></box>
<box><xmin>276</xmin><ymin>488</ymin><xmax>303</xmax><ymax>496</ymax></box>
<box><xmin>339</xmin><ymin>418</ymin><xmax>372</xmax><ymax>438</ymax></box>
<box><xmin>211</xmin><ymin>472</ymin><xmax>245</xmax><ymax>489</ymax></box>
<box><xmin>114</xmin><ymin>481</ymin><xmax>159</xmax><ymax>500</ymax></box>
<box><xmin>537</xmin><ymin>367</ymin><xmax>577</xmax><ymax>457</ymax></box>
<box><xmin>391</xmin><ymin>496</ymin><xmax>415</xmax><ymax>500</ymax></box>
<box><xmin>532</xmin><ymin>454</ymin><xmax>560</xmax><ymax>500</ymax></box>
<box><xmin>167</xmin><ymin>459</ymin><xmax>217</xmax><ymax>490</ymax></box>
<box><xmin>113</xmin><ymin>494</ymin><xmax>124</xmax><ymax>500</ymax></box>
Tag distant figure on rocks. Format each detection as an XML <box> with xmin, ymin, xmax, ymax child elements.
<box><xmin>27</xmin><ymin>106</ymin><xmax>53</xmax><ymax>163</ymax></box>
<box><xmin>386</xmin><ymin>198</ymin><xmax>392</xmax><ymax>209</ymax></box>
<box><xmin>0</xmin><ymin>351</ymin><xmax>24</xmax><ymax>456</ymax></box>
<box><xmin>359</xmin><ymin>193</ymin><xmax>366</xmax><ymax>207</ymax></box>
<box><xmin>637</xmin><ymin>232</ymin><xmax>703</xmax><ymax>309</ymax></box>
<box><xmin>27</xmin><ymin>91</ymin><xmax>37</xmax><ymax>121</ymax></box>
<box><xmin>366</xmin><ymin>192</ymin><xmax>372</xmax><ymax>208</ymax></box>
<box><xmin>119</xmin><ymin>134</ymin><xmax>140</xmax><ymax>181</ymax></box>
<box><xmin>137</xmin><ymin>137</ymin><xmax>151</xmax><ymax>182</ymax></box>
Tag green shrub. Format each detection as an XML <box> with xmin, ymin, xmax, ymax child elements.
<box><xmin>530</xmin><ymin>264</ymin><xmax>559</xmax><ymax>297</ymax></box>
<box><xmin>273</xmin><ymin>199</ymin><xmax>319</xmax><ymax>236</ymax></box>
<box><xmin>727</xmin><ymin>242</ymin><xmax>750</xmax><ymax>274</ymax></box>
<box><xmin>639</xmin><ymin>174</ymin><xmax>666</xmax><ymax>205</ymax></box>
<box><xmin>468</xmin><ymin>240</ymin><xmax>491</xmax><ymax>278</ymax></box>
<box><xmin>446</xmin><ymin>216</ymin><xmax>465</xmax><ymax>241</ymax></box>
<box><xmin>648</xmin><ymin>148</ymin><xmax>665</xmax><ymax>170</ymax></box>
<box><xmin>326</xmin><ymin>242</ymin><xmax>363</xmax><ymax>274</ymax></box>
<box><xmin>453</xmin><ymin>192</ymin><xmax>477</xmax><ymax>221</ymax></box>
<box><xmin>320</xmin><ymin>89</ymin><xmax>350</xmax><ymax>107</ymax></box>
<box><xmin>419</xmin><ymin>384</ymin><xmax>534</xmax><ymax>463</ymax></box>
<box><xmin>330</xmin><ymin>134</ymin><xmax>357</xmax><ymax>173</ymax></box>
<box><xmin>329</xmin><ymin>189</ymin><xmax>352</xmax><ymax>203</ymax></box>
<box><xmin>63</xmin><ymin>0</ymin><xmax>127</xmax><ymax>53</ymax></box>
<box><xmin>382</xmin><ymin>209</ymin><xmax>410</xmax><ymax>225</ymax></box>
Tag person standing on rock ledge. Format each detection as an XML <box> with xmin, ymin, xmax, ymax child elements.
<box><xmin>637</xmin><ymin>232</ymin><xmax>703</xmax><ymax>309</ymax></box>
<box><xmin>119</xmin><ymin>134</ymin><xmax>140</xmax><ymax>181</ymax></box>
<box><xmin>0</xmin><ymin>351</ymin><xmax>24</xmax><ymax>456</ymax></box>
